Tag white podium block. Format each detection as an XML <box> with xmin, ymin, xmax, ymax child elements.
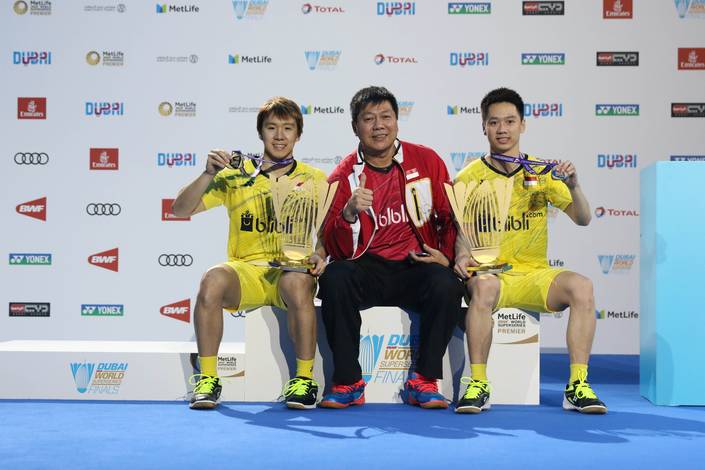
<box><xmin>0</xmin><ymin>340</ymin><xmax>245</xmax><ymax>401</ymax></box>
<box><xmin>441</xmin><ymin>308</ymin><xmax>540</xmax><ymax>405</ymax></box>
<box><xmin>245</xmin><ymin>306</ymin><xmax>539</xmax><ymax>405</ymax></box>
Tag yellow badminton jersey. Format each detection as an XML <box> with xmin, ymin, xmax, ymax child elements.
<box><xmin>454</xmin><ymin>155</ymin><xmax>572</xmax><ymax>271</ymax></box>
<box><xmin>201</xmin><ymin>161</ymin><xmax>327</xmax><ymax>263</ymax></box>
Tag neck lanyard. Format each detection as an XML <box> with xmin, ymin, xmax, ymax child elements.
<box><xmin>490</xmin><ymin>152</ymin><xmax>565</xmax><ymax>179</ymax></box>
<box><xmin>230</xmin><ymin>150</ymin><xmax>295</xmax><ymax>178</ymax></box>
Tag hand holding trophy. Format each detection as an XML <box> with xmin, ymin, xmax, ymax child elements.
<box><xmin>445</xmin><ymin>178</ymin><xmax>514</xmax><ymax>274</ymax></box>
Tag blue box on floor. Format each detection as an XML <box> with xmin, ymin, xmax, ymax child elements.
<box><xmin>640</xmin><ymin>162</ymin><xmax>705</xmax><ymax>405</ymax></box>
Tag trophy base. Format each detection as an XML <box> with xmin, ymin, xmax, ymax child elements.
<box><xmin>467</xmin><ymin>263</ymin><xmax>513</xmax><ymax>275</ymax></box>
<box><xmin>269</xmin><ymin>259</ymin><xmax>313</xmax><ymax>273</ymax></box>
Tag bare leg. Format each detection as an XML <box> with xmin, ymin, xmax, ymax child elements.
<box><xmin>194</xmin><ymin>264</ymin><xmax>241</xmax><ymax>357</ymax></box>
<box><xmin>278</xmin><ymin>272</ymin><xmax>317</xmax><ymax>360</ymax></box>
<box><xmin>465</xmin><ymin>274</ymin><xmax>501</xmax><ymax>364</ymax></box>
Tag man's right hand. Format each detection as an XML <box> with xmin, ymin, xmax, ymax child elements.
<box><xmin>343</xmin><ymin>173</ymin><xmax>373</xmax><ymax>222</ymax></box>
<box><xmin>454</xmin><ymin>253</ymin><xmax>480</xmax><ymax>280</ymax></box>
<box><xmin>205</xmin><ymin>149</ymin><xmax>232</xmax><ymax>176</ymax></box>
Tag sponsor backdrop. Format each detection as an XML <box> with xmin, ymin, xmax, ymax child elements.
<box><xmin>2</xmin><ymin>0</ymin><xmax>704</xmax><ymax>357</ymax></box>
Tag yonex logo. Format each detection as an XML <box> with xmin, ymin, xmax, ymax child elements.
<box><xmin>595</xmin><ymin>104</ymin><xmax>639</xmax><ymax>116</ymax></box>
<box><xmin>158</xmin><ymin>254</ymin><xmax>193</xmax><ymax>267</ymax></box>
<box><xmin>86</xmin><ymin>203</ymin><xmax>122</xmax><ymax>216</ymax></box>
<box><xmin>14</xmin><ymin>152</ymin><xmax>49</xmax><ymax>165</ymax></box>
<box><xmin>81</xmin><ymin>304</ymin><xmax>124</xmax><ymax>316</ymax></box>
<box><xmin>521</xmin><ymin>53</ymin><xmax>565</xmax><ymax>65</ymax></box>
<box><xmin>9</xmin><ymin>253</ymin><xmax>52</xmax><ymax>265</ymax></box>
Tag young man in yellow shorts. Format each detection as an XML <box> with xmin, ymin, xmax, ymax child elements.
<box><xmin>171</xmin><ymin>97</ymin><xmax>327</xmax><ymax>410</ymax></box>
<box><xmin>453</xmin><ymin>88</ymin><xmax>607</xmax><ymax>415</ymax></box>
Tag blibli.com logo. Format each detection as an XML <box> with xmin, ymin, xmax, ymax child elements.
<box><xmin>359</xmin><ymin>334</ymin><xmax>419</xmax><ymax>383</ymax></box>
<box><xmin>70</xmin><ymin>362</ymin><xmax>128</xmax><ymax>394</ymax></box>
<box><xmin>232</xmin><ymin>0</ymin><xmax>268</xmax><ymax>19</ymax></box>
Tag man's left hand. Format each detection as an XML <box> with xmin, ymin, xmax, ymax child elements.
<box><xmin>553</xmin><ymin>160</ymin><xmax>579</xmax><ymax>189</ymax></box>
<box><xmin>409</xmin><ymin>243</ymin><xmax>449</xmax><ymax>268</ymax></box>
<box><xmin>308</xmin><ymin>253</ymin><xmax>327</xmax><ymax>277</ymax></box>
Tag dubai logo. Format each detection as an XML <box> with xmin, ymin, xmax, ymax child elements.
<box><xmin>359</xmin><ymin>334</ymin><xmax>385</xmax><ymax>383</ymax></box>
<box><xmin>304</xmin><ymin>50</ymin><xmax>341</xmax><ymax>70</ymax></box>
<box><xmin>70</xmin><ymin>362</ymin><xmax>96</xmax><ymax>393</ymax></box>
<box><xmin>232</xmin><ymin>0</ymin><xmax>268</xmax><ymax>19</ymax></box>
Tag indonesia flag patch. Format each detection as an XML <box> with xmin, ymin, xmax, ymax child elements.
<box><xmin>405</xmin><ymin>168</ymin><xmax>419</xmax><ymax>180</ymax></box>
<box><xmin>524</xmin><ymin>174</ymin><xmax>538</xmax><ymax>187</ymax></box>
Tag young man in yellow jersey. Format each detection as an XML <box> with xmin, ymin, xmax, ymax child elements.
<box><xmin>453</xmin><ymin>88</ymin><xmax>606</xmax><ymax>415</ymax></box>
<box><xmin>172</xmin><ymin>97</ymin><xmax>327</xmax><ymax>410</ymax></box>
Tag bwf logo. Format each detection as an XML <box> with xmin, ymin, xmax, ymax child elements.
<box><xmin>16</xmin><ymin>197</ymin><xmax>47</xmax><ymax>221</ymax></box>
<box><xmin>160</xmin><ymin>299</ymin><xmax>191</xmax><ymax>323</ymax></box>
<box><xmin>88</xmin><ymin>248</ymin><xmax>119</xmax><ymax>272</ymax></box>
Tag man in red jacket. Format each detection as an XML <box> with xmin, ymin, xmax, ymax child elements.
<box><xmin>318</xmin><ymin>86</ymin><xmax>464</xmax><ymax>409</ymax></box>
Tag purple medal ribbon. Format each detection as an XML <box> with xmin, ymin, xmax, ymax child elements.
<box><xmin>230</xmin><ymin>150</ymin><xmax>295</xmax><ymax>177</ymax></box>
<box><xmin>490</xmin><ymin>152</ymin><xmax>566</xmax><ymax>180</ymax></box>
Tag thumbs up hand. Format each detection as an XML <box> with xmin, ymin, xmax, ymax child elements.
<box><xmin>343</xmin><ymin>172</ymin><xmax>374</xmax><ymax>223</ymax></box>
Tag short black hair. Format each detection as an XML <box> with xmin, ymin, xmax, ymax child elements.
<box><xmin>350</xmin><ymin>86</ymin><xmax>399</xmax><ymax>123</ymax></box>
<box><xmin>480</xmin><ymin>87</ymin><xmax>525</xmax><ymax>122</ymax></box>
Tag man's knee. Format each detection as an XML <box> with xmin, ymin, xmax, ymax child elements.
<box><xmin>425</xmin><ymin>266</ymin><xmax>464</xmax><ymax>298</ymax></box>
<box><xmin>197</xmin><ymin>267</ymin><xmax>234</xmax><ymax>308</ymax></box>
<box><xmin>568</xmin><ymin>275</ymin><xmax>594</xmax><ymax>310</ymax></box>
<box><xmin>279</xmin><ymin>272</ymin><xmax>315</xmax><ymax>307</ymax></box>
<box><xmin>468</xmin><ymin>275</ymin><xmax>500</xmax><ymax>308</ymax></box>
<box><xmin>319</xmin><ymin>260</ymin><xmax>355</xmax><ymax>293</ymax></box>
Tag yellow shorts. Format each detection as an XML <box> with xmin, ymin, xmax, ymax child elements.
<box><xmin>222</xmin><ymin>260</ymin><xmax>285</xmax><ymax>312</ymax></box>
<box><xmin>495</xmin><ymin>268</ymin><xmax>566</xmax><ymax>313</ymax></box>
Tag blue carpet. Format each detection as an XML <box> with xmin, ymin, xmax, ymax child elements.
<box><xmin>2</xmin><ymin>355</ymin><xmax>704</xmax><ymax>469</ymax></box>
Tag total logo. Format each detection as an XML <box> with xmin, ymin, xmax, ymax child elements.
<box><xmin>88</xmin><ymin>248</ymin><xmax>119</xmax><ymax>272</ymax></box>
<box><xmin>156</xmin><ymin>3</ymin><xmax>199</xmax><ymax>13</ymax></box>
<box><xmin>524</xmin><ymin>103</ymin><xmax>563</xmax><ymax>118</ymax></box>
<box><xmin>450</xmin><ymin>151</ymin><xmax>484</xmax><ymax>171</ymax></box>
<box><xmin>90</xmin><ymin>148</ymin><xmax>119</xmax><ymax>170</ymax></box>
<box><xmin>595</xmin><ymin>309</ymin><xmax>639</xmax><ymax>319</ymax></box>
<box><xmin>81</xmin><ymin>304</ymin><xmax>124</xmax><ymax>317</ymax></box>
<box><xmin>521</xmin><ymin>53</ymin><xmax>565</xmax><ymax>65</ymax></box>
<box><xmin>450</xmin><ymin>52</ymin><xmax>489</xmax><ymax>67</ymax></box>
<box><xmin>157</xmin><ymin>152</ymin><xmax>196</xmax><ymax>167</ymax></box>
<box><xmin>9</xmin><ymin>253</ymin><xmax>52</xmax><ymax>265</ymax></box>
<box><xmin>70</xmin><ymin>362</ymin><xmax>128</xmax><ymax>395</ymax></box>
<box><xmin>13</xmin><ymin>1</ymin><xmax>52</xmax><ymax>15</ymax></box>
<box><xmin>17</xmin><ymin>97</ymin><xmax>46</xmax><ymax>120</ymax></box>
<box><xmin>9</xmin><ymin>302</ymin><xmax>50</xmax><ymax>317</ymax></box>
<box><xmin>671</xmin><ymin>103</ymin><xmax>705</xmax><ymax>118</ymax></box>
<box><xmin>595</xmin><ymin>206</ymin><xmax>639</xmax><ymax>217</ymax></box>
<box><xmin>522</xmin><ymin>1</ymin><xmax>564</xmax><ymax>15</ymax></box>
<box><xmin>85</xmin><ymin>102</ymin><xmax>124</xmax><ymax>117</ymax></box>
<box><xmin>162</xmin><ymin>198</ymin><xmax>190</xmax><ymax>221</ymax></box>
<box><xmin>301</xmin><ymin>3</ymin><xmax>345</xmax><ymax>14</ymax></box>
<box><xmin>374</xmin><ymin>53</ymin><xmax>418</xmax><ymax>65</ymax></box>
<box><xmin>232</xmin><ymin>0</ymin><xmax>268</xmax><ymax>19</ymax></box>
<box><xmin>300</xmin><ymin>104</ymin><xmax>345</xmax><ymax>115</ymax></box>
<box><xmin>603</xmin><ymin>0</ymin><xmax>632</xmax><ymax>19</ymax></box>
<box><xmin>675</xmin><ymin>0</ymin><xmax>705</xmax><ymax>19</ymax></box>
<box><xmin>448</xmin><ymin>2</ymin><xmax>491</xmax><ymax>14</ymax></box>
<box><xmin>598</xmin><ymin>254</ymin><xmax>636</xmax><ymax>274</ymax></box>
<box><xmin>596</xmin><ymin>104</ymin><xmax>639</xmax><ymax>116</ymax></box>
<box><xmin>304</xmin><ymin>50</ymin><xmax>341</xmax><ymax>71</ymax></box>
<box><xmin>377</xmin><ymin>2</ymin><xmax>415</xmax><ymax>15</ymax></box>
<box><xmin>597</xmin><ymin>154</ymin><xmax>637</xmax><ymax>168</ymax></box>
<box><xmin>161</xmin><ymin>299</ymin><xmax>191</xmax><ymax>323</ymax></box>
<box><xmin>359</xmin><ymin>334</ymin><xmax>419</xmax><ymax>383</ymax></box>
<box><xmin>596</xmin><ymin>51</ymin><xmax>639</xmax><ymax>66</ymax></box>
<box><xmin>678</xmin><ymin>48</ymin><xmax>705</xmax><ymax>70</ymax></box>
<box><xmin>228</xmin><ymin>54</ymin><xmax>272</xmax><ymax>64</ymax></box>
<box><xmin>13</xmin><ymin>51</ymin><xmax>51</xmax><ymax>65</ymax></box>
<box><xmin>447</xmin><ymin>105</ymin><xmax>481</xmax><ymax>115</ymax></box>
<box><xmin>16</xmin><ymin>197</ymin><xmax>46</xmax><ymax>221</ymax></box>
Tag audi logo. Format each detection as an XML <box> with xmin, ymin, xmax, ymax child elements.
<box><xmin>14</xmin><ymin>152</ymin><xmax>49</xmax><ymax>165</ymax></box>
<box><xmin>86</xmin><ymin>203</ymin><xmax>122</xmax><ymax>216</ymax></box>
<box><xmin>158</xmin><ymin>254</ymin><xmax>193</xmax><ymax>267</ymax></box>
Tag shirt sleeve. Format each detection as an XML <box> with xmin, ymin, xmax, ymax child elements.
<box><xmin>201</xmin><ymin>171</ymin><xmax>227</xmax><ymax>210</ymax></box>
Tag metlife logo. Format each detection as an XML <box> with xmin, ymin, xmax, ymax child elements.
<box><xmin>228</xmin><ymin>54</ymin><xmax>272</xmax><ymax>64</ymax></box>
<box><xmin>300</xmin><ymin>104</ymin><xmax>345</xmax><ymax>115</ymax></box>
